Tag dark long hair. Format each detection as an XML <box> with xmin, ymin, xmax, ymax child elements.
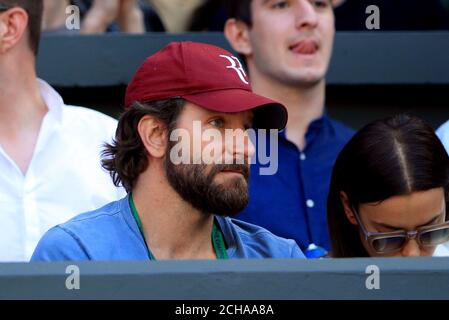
<box><xmin>327</xmin><ymin>114</ymin><xmax>449</xmax><ymax>257</ymax></box>
<box><xmin>224</xmin><ymin>0</ymin><xmax>253</xmax><ymax>26</ymax></box>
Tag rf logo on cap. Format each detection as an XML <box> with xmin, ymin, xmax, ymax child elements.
<box><xmin>219</xmin><ymin>55</ymin><xmax>249</xmax><ymax>85</ymax></box>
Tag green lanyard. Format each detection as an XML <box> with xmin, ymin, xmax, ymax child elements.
<box><xmin>129</xmin><ymin>194</ymin><xmax>229</xmax><ymax>260</ymax></box>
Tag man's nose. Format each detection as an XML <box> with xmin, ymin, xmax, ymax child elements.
<box><xmin>294</xmin><ymin>0</ymin><xmax>319</xmax><ymax>30</ymax></box>
<box><xmin>226</xmin><ymin>129</ymin><xmax>256</xmax><ymax>162</ymax></box>
<box><xmin>401</xmin><ymin>239</ymin><xmax>421</xmax><ymax>257</ymax></box>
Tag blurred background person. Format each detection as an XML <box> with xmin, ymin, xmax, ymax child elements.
<box><xmin>142</xmin><ymin>0</ymin><xmax>228</xmax><ymax>32</ymax></box>
<box><xmin>327</xmin><ymin>114</ymin><xmax>449</xmax><ymax>258</ymax></box>
<box><xmin>42</xmin><ymin>0</ymin><xmax>145</xmax><ymax>34</ymax></box>
<box><xmin>82</xmin><ymin>0</ymin><xmax>144</xmax><ymax>34</ymax></box>
<box><xmin>42</xmin><ymin>0</ymin><xmax>70</xmax><ymax>33</ymax></box>
<box><xmin>42</xmin><ymin>0</ymin><xmax>449</xmax><ymax>34</ymax></box>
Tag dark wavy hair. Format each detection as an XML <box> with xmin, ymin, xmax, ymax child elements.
<box><xmin>224</xmin><ymin>0</ymin><xmax>253</xmax><ymax>26</ymax></box>
<box><xmin>327</xmin><ymin>114</ymin><xmax>449</xmax><ymax>257</ymax></box>
<box><xmin>2</xmin><ymin>0</ymin><xmax>43</xmax><ymax>56</ymax></box>
<box><xmin>102</xmin><ymin>99</ymin><xmax>185</xmax><ymax>193</ymax></box>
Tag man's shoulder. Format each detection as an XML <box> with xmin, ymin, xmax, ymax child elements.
<box><xmin>39</xmin><ymin>79</ymin><xmax>118</xmax><ymax>132</ymax></box>
<box><xmin>228</xmin><ymin>217</ymin><xmax>293</xmax><ymax>243</ymax></box>
<box><xmin>31</xmin><ymin>198</ymin><xmax>131</xmax><ymax>262</ymax></box>
<box><xmin>63</xmin><ymin>104</ymin><xmax>115</xmax><ymax>119</ymax></box>
<box><xmin>326</xmin><ymin>116</ymin><xmax>355</xmax><ymax>139</ymax></box>
<box><xmin>220</xmin><ymin>217</ymin><xmax>305</xmax><ymax>259</ymax></box>
<box><xmin>58</xmin><ymin>199</ymin><xmax>124</xmax><ymax>233</ymax></box>
<box><xmin>62</xmin><ymin>105</ymin><xmax>118</xmax><ymax>129</ymax></box>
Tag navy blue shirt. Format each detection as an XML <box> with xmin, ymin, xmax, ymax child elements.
<box><xmin>31</xmin><ymin>195</ymin><xmax>305</xmax><ymax>261</ymax></box>
<box><xmin>237</xmin><ymin>115</ymin><xmax>354</xmax><ymax>254</ymax></box>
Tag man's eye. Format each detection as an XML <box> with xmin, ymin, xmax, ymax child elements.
<box><xmin>208</xmin><ymin>118</ymin><xmax>224</xmax><ymax>127</ymax></box>
<box><xmin>312</xmin><ymin>0</ymin><xmax>330</xmax><ymax>9</ymax></box>
<box><xmin>271</xmin><ymin>1</ymin><xmax>289</xmax><ymax>9</ymax></box>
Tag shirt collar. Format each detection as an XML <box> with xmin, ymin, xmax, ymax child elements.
<box><xmin>120</xmin><ymin>194</ymin><xmax>146</xmax><ymax>242</ymax></box>
<box><xmin>120</xmin><ymin>194</ymin><xmax>237</xmax><ymax>259</ymax></box>
<box><xmin>279</xmin><ymin>113</ymin><xmax>329</xmax><ymax>140</ymax></box>
<box><xmin>215</xmin><ymin>216</ymin><xmax>237</xmax><ymax>258</ymax></box>
<box><xmin>308</xmin><ymin>113</ymin><xmax>329</xmax><ymax>132</ymax></box>
<box><xmin>37</xmin><ymin>78</ymin><xmax>64</xmax><ymax>123</ymax></box>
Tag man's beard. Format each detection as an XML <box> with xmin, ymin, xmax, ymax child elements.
<box><xmin>165</xmin><ymin>152</ymin><xmax>250</xmax><ymax>217</ymax></box>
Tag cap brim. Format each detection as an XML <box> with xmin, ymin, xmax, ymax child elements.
<box><xmin>183</xmin><ymin>89</ymin><xmax>288</xmax><ymax>130</ymax></box>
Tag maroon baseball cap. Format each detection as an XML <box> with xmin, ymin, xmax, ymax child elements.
<box><xmin>125</xmin><ymin>41</ymin><xmax>288</xmax><ymax>130</ymax></box>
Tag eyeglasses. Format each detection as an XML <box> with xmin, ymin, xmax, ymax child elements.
<box><xmin>0</xmin><ymin>3</ymin><xmax>11</xmax><ymax>12</ymax></box>
<box><xmin>352</xmin><ymin>205</ymin><xmax>449</xmax><ymax>254</ymax></box>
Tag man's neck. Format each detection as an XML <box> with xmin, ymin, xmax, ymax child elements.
<box><xmin>0</xmin><ymin>54</ymin><xmax>48</xmax><ymax>174</ymax></box>
<box><xmin>250</xmin><ymin>73</ymin><xmax>325</xmax><ymax>150</ymax></box>
<box><xmin>132</xmin><ymin>168</ymin><xmax>217</xmax><ymax>260</ymax></box>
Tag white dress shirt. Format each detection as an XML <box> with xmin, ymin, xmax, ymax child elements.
<box><xmin>0</xmin><ymin>80</ymin><xmax>125</xmax><ymax>262</ymax></box>
<box><xmin>434</xmin><ymin>243</ymin><xmax>449</xmax><ymax>257</ymax></box>
<box><xmin>437</xmin><ymin>120</ymin><xmax>449</xmax><ymax>154</ymax></box>
<box><xmin>434</xmin><ymin>121</ymin><xmax>449</xmax><ymax>256</ymax></box>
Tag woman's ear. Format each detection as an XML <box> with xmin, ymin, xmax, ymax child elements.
<box><xmin>224</xmin><ymin>18</ymin><xmax>252</xmax><ymax>56</ymax></box>
<box><xmin>340</xmin><ymin>191</ymin><xmax>358</xmax><ymax>226</ymax></box>
<box><xmin>137</xmin><ymin>115</ymin><xmax>167</xmax><ymax>159</ymax></box>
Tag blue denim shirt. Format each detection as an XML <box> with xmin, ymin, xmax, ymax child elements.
<box><xmin>31</xmin><ymin>195</ymin><xmax>305</xmax><ymax>261</ymax></box>
<box><xmin>237</xmin><ymin>115</ymin><xmax>354</xmax><ymax>253</ymax></box>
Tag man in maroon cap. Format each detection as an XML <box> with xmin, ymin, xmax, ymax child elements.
<box><xmin>31</xmin><ymin>41</ymin><xmax>305</xmax><ymax>261</ymax></box>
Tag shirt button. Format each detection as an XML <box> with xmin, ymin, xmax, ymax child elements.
<box><xmin>300</xmin><ymin>153</ymin><xmax>306</xmax><ymax>161</ymax></box>
<box><xmin>306</xmin><ymin>199</ymin><xmax>315</xmax><ymax>208</ymax></box>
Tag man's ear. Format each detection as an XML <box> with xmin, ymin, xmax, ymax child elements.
<box><xmin>137</xmin><ymin>115</ymin><xmax>167</xmax><ymax>159</ymax></box>
<box><xmin>224</xmin><ymin>18</ymin><xmax>252</xmax><ymax>56</ymax></box>
<box><xmin>0</xmin><ymin>7</ymin><xmax>28</xmax><ymax>54</ymax></box>
<box><xmin>340</xmin><ymin>191</ymin><xmax>358</xmax><ymax>226</ymax></box>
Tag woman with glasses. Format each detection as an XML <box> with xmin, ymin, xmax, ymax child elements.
<box><xmin>327</xmin><ymin>114</ymin><xmax>449</xmax><ymax>257</ymax></box>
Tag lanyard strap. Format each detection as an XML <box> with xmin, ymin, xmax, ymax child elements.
<box><xmin>212</xmin><ymin>222</ymin><xmax>228</xmax><ymax>260</ymax></box>
<box><xmin>129</xmin><ymin>194</ymin><xmax>228</xmax><ymax>260</ymax></box>
<box><xmin>129</xmin><ymin>194</ymin><xmax>156</xmax><ymax>260</ymax></box>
